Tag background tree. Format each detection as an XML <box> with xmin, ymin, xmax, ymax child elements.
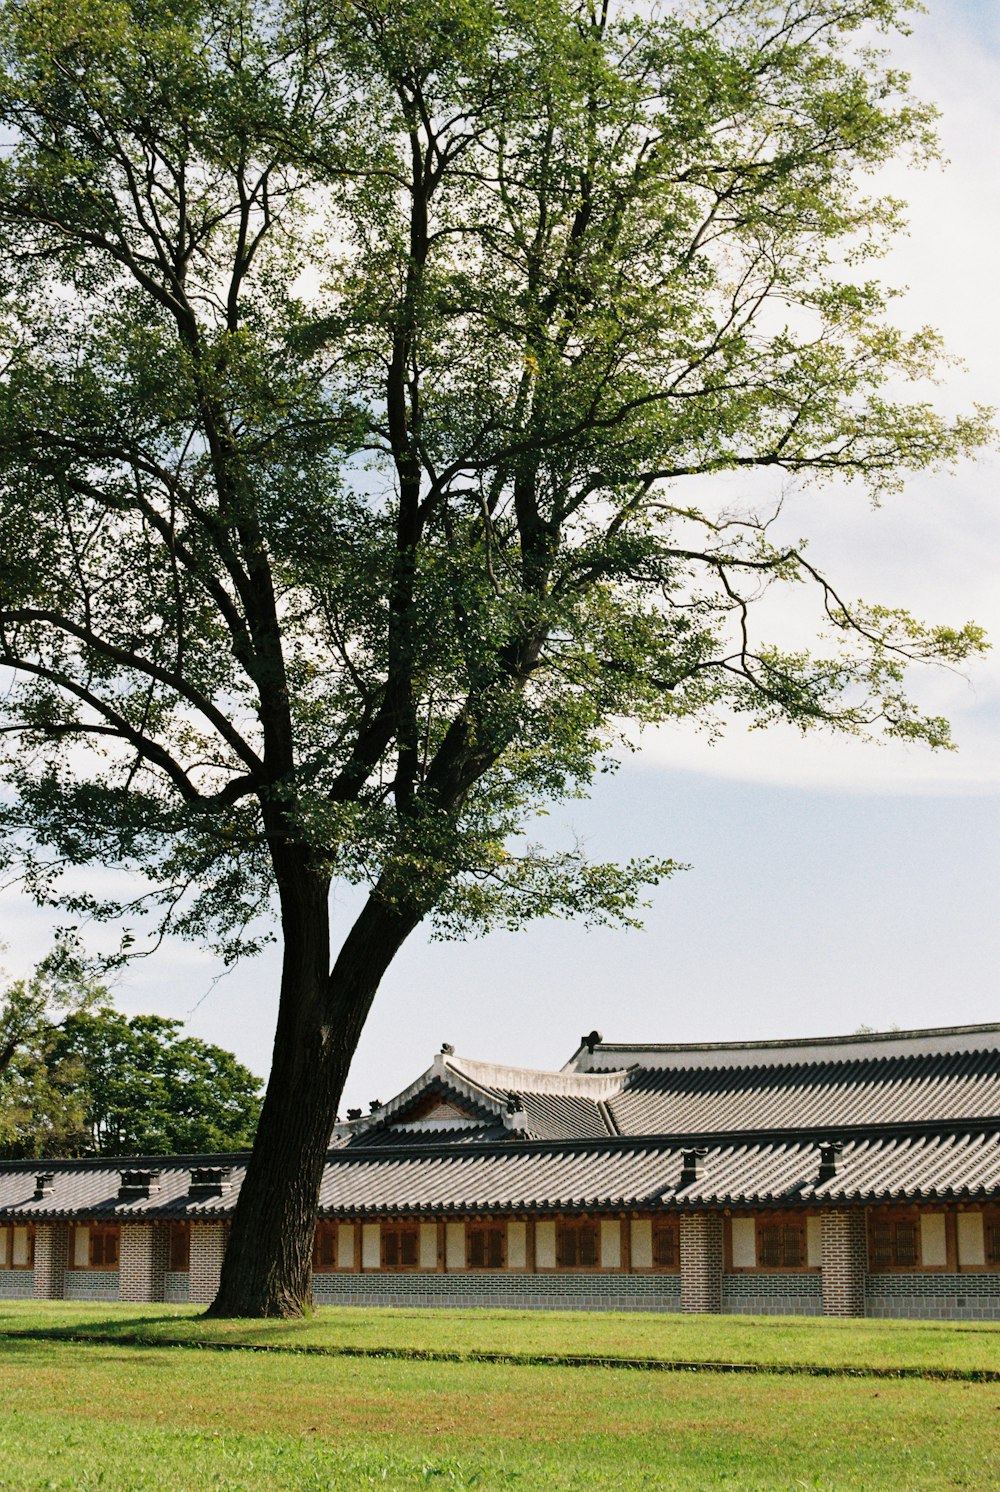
<box><xmin>0</xmin><ymin>0</ymin><xmax>991</xmax><ymax>1313</ymax></box>
<box><xmin>0</xmin><ymin>1004</ymin><xmax>263</xmax><ymax>1159</ymax></box>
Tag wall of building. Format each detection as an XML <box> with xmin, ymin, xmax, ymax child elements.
<box><xmin>312</xmin><ymin>1271</ymin><xmax>682</xmax><ymax>1312</ymax></box>
<box><xmin>865</xmin><ymin>1273</ymin><xmax>1000</xmax><ymax>1322</ymax></box>
<box><xmin>63</xmin><ymin>1270</ymin><xmax>119</xmax><ymax>1302</ymax></box>
<box><xmin>1</xmin><ymin>1209</ymin><xmax>998</xmax><ymax>1319</ymax></box>
<box><xmin>722</xmin><ymin>1273</ymin><xmax>823</xmax><ymax>1316</ymax></box>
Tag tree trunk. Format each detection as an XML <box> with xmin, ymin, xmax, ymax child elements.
<box><xmin>207</xmin><ymin>867</ymin><xmax>420</xmax><ymax>1317</ymax></box>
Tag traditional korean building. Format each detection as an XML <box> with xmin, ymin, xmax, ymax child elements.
<box><xmin>2</xmin><ymin>1021</ymin><xmax>999</xmax><ymax>1319</ymax></box>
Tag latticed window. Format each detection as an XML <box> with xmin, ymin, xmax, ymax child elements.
<box><xmin>652</xmin><ymin>1219</ymin><xmax>678</xmax><ymax>1270</ymax></box>
<box><xmin>870</xmin><ymin>1216</ymin><xmax>919</xmax><ymax>1270</ymax></box>
<box><xmin>313</xmin><ymin>1221</ymin><xmax>337</xmax><ymax>1271</ymax></box>
<box><xmin>467</xmin><ymin>1223</ymin><xmax>504</xmax><ymax>1269</ymax></box>
<box><xmin>90</xmin><ymin>1224</ymin><xmax>119</xmax><ymax>1268</ymax></box>
<box><xmin>986</xmin><ymin>1217</ymin><xmax>1000</xmax><ymax>1267</ymax></box>
<box><xmin>556</xmin><ymin>1220</ymin><xmax>599</xmax><ymax>1268</ymax></box>
<box><xmin>757</xmin><ymin>1220</ymin><xmax>805</xmax><ymax>1269</ymax></box>
<box><xmin>382</xmin><ymin>1224</ymin><xmax>419</xmax><ymax>1269</ymax></box>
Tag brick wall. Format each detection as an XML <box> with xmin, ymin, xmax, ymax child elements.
<box><xmin>33</xmin><ymin>1222</ymin><xmax>68</xmax><ymax>1301</ymax></box>
<box><xmin>0</xmin><ymin>1268</ymin><xmax>36</xmax><ymax>1299</ymax></box>
<box><xmin>164</xmin><ymin>1270</ymin><xmax>189</xmax><ymax>1304</ymax></box>
<box><xmin>821</xmin><ymin>1209</ymin><xmax>867</xmax><ymax>1317</ymax></box>
<box><xmin>312</xmin><ymin>1271</ymin><xmax>682</xmax><ymax>1311</ymax></box>
<box><xmin>679</xmin><ymin>1212</ymin><xmax>723</xmax><ymax>1314</ymax></box>
<box><xmin>722</xmin><ymin>1272</ymin><xmax>823</xmax><ymax>1316</ymax></box>
<box><xmin>866</xmin><ymin>1272</ymin><xmax>1000</xmax><ymax>1321</ymax></box>
<box><xmin>187</xmin><ymin>1222</ymin><xmax>228</xmax><ymax>1305</ymax></box>
<box><xmin>64</xmin><ymin>1270</ymin><xmax>119</xmax><ymax>1301</ymax></box>
<box><xmin>118</xmin><ymin>1223</ymin><xmax>169</xmax><ymax>1304</ymax></box>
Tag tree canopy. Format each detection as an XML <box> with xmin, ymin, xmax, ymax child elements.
<box><xmin>0</xmin><ymin>0</ymin><xmax>990</xmax><ymax>1313</ymax></box>
<box><xmin>0</xmin><ymin>992</ymin><xmax>263</xmax><ymax>1159</ymax></box>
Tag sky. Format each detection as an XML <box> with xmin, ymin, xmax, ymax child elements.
<box><xmin>2</xmin><ymin>0</ymin><xmax>999</xmax><ymax>1114</ymax></box>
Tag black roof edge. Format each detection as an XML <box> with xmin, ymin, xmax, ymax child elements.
<box><xmin>1</xmin><ymin>1118</ymin><xmax>996</xmax><ymax>1179</ymax></box>
<box><xmin>0</xmin><ymin>1149</ymin><xmax>252</xmax><ymax>1173</ymax></box>
<box><xmin>319</xmin><ymin>1117</ymin><xmax>1000</xmax><ymax>1161</ymax></box>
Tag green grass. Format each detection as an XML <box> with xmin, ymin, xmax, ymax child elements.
<box><xmin>1</xmin><ymin>1306</ymin><xmax>999</xmax><ymax>1487</ymax></box>
<box><xmin>3</xmin><ymin>1299</ymin><xmax>999</xmax><ymax>1376</ymax></box>
<box><xmin>2</xmin><ymin>1330</ymin><xmax>1000</xmax><ymax>1489</ymax></box>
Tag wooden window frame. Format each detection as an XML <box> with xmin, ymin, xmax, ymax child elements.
<box><xmin>986</xmin><ymin>1209</ymin><xmax>1000</xmax><ymax>1269</ymax></box>
<box><xmin>651</xmin><ymin>1217</ymin><xmax>680</xmax><ymax>1273</ymax></box>
<box><xmin>312</xmin><ymin>1220</ymin><xmax>339</xmax><ymax>1273</ymax></box>
<box><xmin>466</xmin><ymin>1219</ymin><xmax>506</xmax><ymax>1271</ymax></box>
<box><xmin>7</xmin><ymin>1223</ymin><xmax>35</xmax><ymax>1270</ymax></box>
<box><xmin>168</xmin><ymin>1220</ymin><xmax>190</xmax><ymax>1273</ymax></box>
<box><xmin>867</xmin><ymin>1206</ymin><xmax>954</xmax><ymax>1273</ymax></box>
<box><xmin>70</xmin><ymin>1222</ymin><xmax>120</xmax><ymax>1270</ymax></box>
<box><xmin>951</xmin><ymin>1208</ymin><xmax>1000</xmax><ymax>1273</ymax></box>
<box><xmin>381</xmin><ymin>1221</ymin><xmax>420</xmax><ymax>1272</ymax></box>
<box><xmin>725</xmin><ymin>1212</ymin><xmax>819</xmax><ymax>1274</ymax></box>
<box><xmin>555</xmin><ymin>1217</ymin><xmax>600</xmax><ymax>1271</ymax></box>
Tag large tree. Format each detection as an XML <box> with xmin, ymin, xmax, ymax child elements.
<box><xmin>0</xmin><ymin>0</ymin><xmax>990</xmax><ymax>1314</ymax></box>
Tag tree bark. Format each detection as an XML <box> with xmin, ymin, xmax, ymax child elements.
<box><xmin>207</xmin><ymin>866</ymin><xmax>421</xmax><ymax>1317</ymax></box>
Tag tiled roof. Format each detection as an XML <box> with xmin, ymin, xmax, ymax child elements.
<box><xmin>2</xmin><ymin>1125</ymin><xmax>998</xmax><ymax>1220</ymax></box>
<box><xmin>3</xmin><ymin>1025</ymin><xmax>998</xmax><ymax>1219</ymax></box>
<box><xmin>0</xmin><ymin>1156</ymin><xmax>248</xmax><ymax>1222</ymax></box>
<box><xmin>608</xmin><ymin>1048</ymin><xmax>1000</xmax><ymax>1136</ymax></box>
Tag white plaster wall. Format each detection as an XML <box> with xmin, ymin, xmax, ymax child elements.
<box><xmin>445</xmin><ymin>1223</ymin><xmax>465</xmax><ymax>1270</ymax></box>
<box><xmin>957</xmin><ymin>1213</ymin><xmax>985</xmax><ymax>1267</ymax></box>
<box><xmin>337</xmin><ymin>1224</ymin><xmax>355</xmax><ymax>1270</ymax></box>
<box><xmin>419</xmin><ymin>1223</ymin><xmax>438</xmax><ymax>1270</ymax></box>
<box><xmin>630</xmin><ymin>1219</ymin><xmax>652</xmax><ymax>1269</ymax></box>
<box><xmin>361</xmin><ymin>1223</ymin><xmax>380</xmax><ymax>1269</ymax></box>
<box><xmin>921</xmin><ymin>1214</ymin><xmax>947</xmax><ymax>1267</ymax></box>
<box><xmin>600</xmin><ymin>1220</ymin><xmax>621</xmax><ymax>1269</ymax></box>
<box><xmin>535</xmin><ymin>1220</ymin><xmax>556</xmax><ymax>1269</ymax></box>
<box><xmin>807</xmin><ymin>1216</ymin><xmax>823</xmax><ymax>1268</ymax></box>
<box><xmin>731</xmin><ymin>1217</ymin><xmax>756</xmax><ymax>1268</ymax></box>
<box><xmin>507</xmin><ymin>1221</ymin><xmax>526</xmax><ymax>1270</ymax></box>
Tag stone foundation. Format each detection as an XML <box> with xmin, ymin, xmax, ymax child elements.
<box><xmin>312</xmin><ymin>1271</ymin><xmax>682</xmax><ymax>1311</ymax></box>
<box><xmin>722</xmin><ymin>1272</ymin><xmax>823</xmax><ymax>1316</ymax></box>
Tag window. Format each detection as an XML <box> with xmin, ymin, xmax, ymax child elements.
<box><xmin>71</xmin><ymin>1223</ymin><xmax>119</xmax><ymax>1269</ymax></box>
<box><xmin>987</xmin><ymin>1215</ymin><xmax>1000</xmax><ymax>1267</ymax></box>
<box><xmin>467</xmin><ymin>1222</ymin><xmax>505</xmax><ymax>1269</ymax></box>
<box><xmin>652</xmin><ymin>1219</ymin><xmax>678</xmax><ymax>1271</ymax></box>
<box><xmin>10</xmin><ymin>1225</ymin><xmax>35</xmax><ymax>1269</ymax></box>
<box><xmin>313</xmin><ymin>1221</ymin><xmax>337</xmax><ymax>1272</ymax></box>
<box><xmin>168</xmin><ymin>1222</ymin><xmax>190</xmax><ymax>1273</ymax></box>
<box><xmin>556</xmin><ymin>1220</ymin><xmax>598</xmax><ymax>1269</ymax></box>
<box><xmin>382</xmin><ymin>1224</ymin><xmax>418</xmax><ymax>1270</ymax></box>
<box><xmin>90</xmin><ymin>1224</ymin><xmax>120</xmax><ymax>1268</ymax></box>
<box><xmin>757</xmin><ymin>1218</ymin><xmax>805</xmax><ymax>1270</ymax></box>
<box><xmin>870</xmin><ymin>1216</ymin><xmax>919</xmax><ymax>1271</ymax></box>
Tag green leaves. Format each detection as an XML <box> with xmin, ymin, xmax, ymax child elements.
<box><xmin>0</xmin><ymin>997</ymin><xmax>263</xmax><ymax>1159</ymax></box>
<box><xmin>0</xmin><ymin>0</ymin><xmax>991</xmax><ymax>957</ymax></box>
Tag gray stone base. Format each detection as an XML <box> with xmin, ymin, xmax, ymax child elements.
<box><xmin>0</xmin><ymin>1269</ymin><xmax>35</xmax><ymax>1300</ymax></box>
<box><xmin>164</xmin><ymin>1271</ymin><xmax>189</xmax><ymax>1304</ymax></box>
<box><xmin>866</xmin><ymin>1273</ymin><xmax>1000</xmax><ymax>1321</ymax></box>
<box><xmin>63</xmin><ymin>1271</ymin><xmax>119</xmax><ymax>1302</ymax></box>
<box><xmin>722</xmin><ymin>1273</ymin><xmax>823</xmax><ymax>1316</ymax></box>
<box><xmin>313</xmin><ymin>1272</ymin><xmax>682</xmax><ymax>1311</ymax></box>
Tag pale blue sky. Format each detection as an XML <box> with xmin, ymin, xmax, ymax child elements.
<box><xmin>2</xmin><ymin>0</ymin><xmax>998</xmax><ymax>1112</ymax></box>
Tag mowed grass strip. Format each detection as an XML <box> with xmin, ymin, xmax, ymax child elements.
<box><xmin>2</xmin><ymin>1334</ymin><xmax>1000</xmax><ymax>1490</ymax></box>
<box><xmin>3</xmin><ymin>1300</ymin><xmax>1000</xmax><ymax>1377</ymax></box>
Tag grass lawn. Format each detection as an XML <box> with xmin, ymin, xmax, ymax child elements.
<box><xmin>3</xmin><ymin>1299</ymin><xmax>1000</xmax><ymax>1376</ymax></box>
<box><xmin>1</xmin><ymin>1307</ymin><xmax>999</xmax><ymax>1488</ymax></box>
